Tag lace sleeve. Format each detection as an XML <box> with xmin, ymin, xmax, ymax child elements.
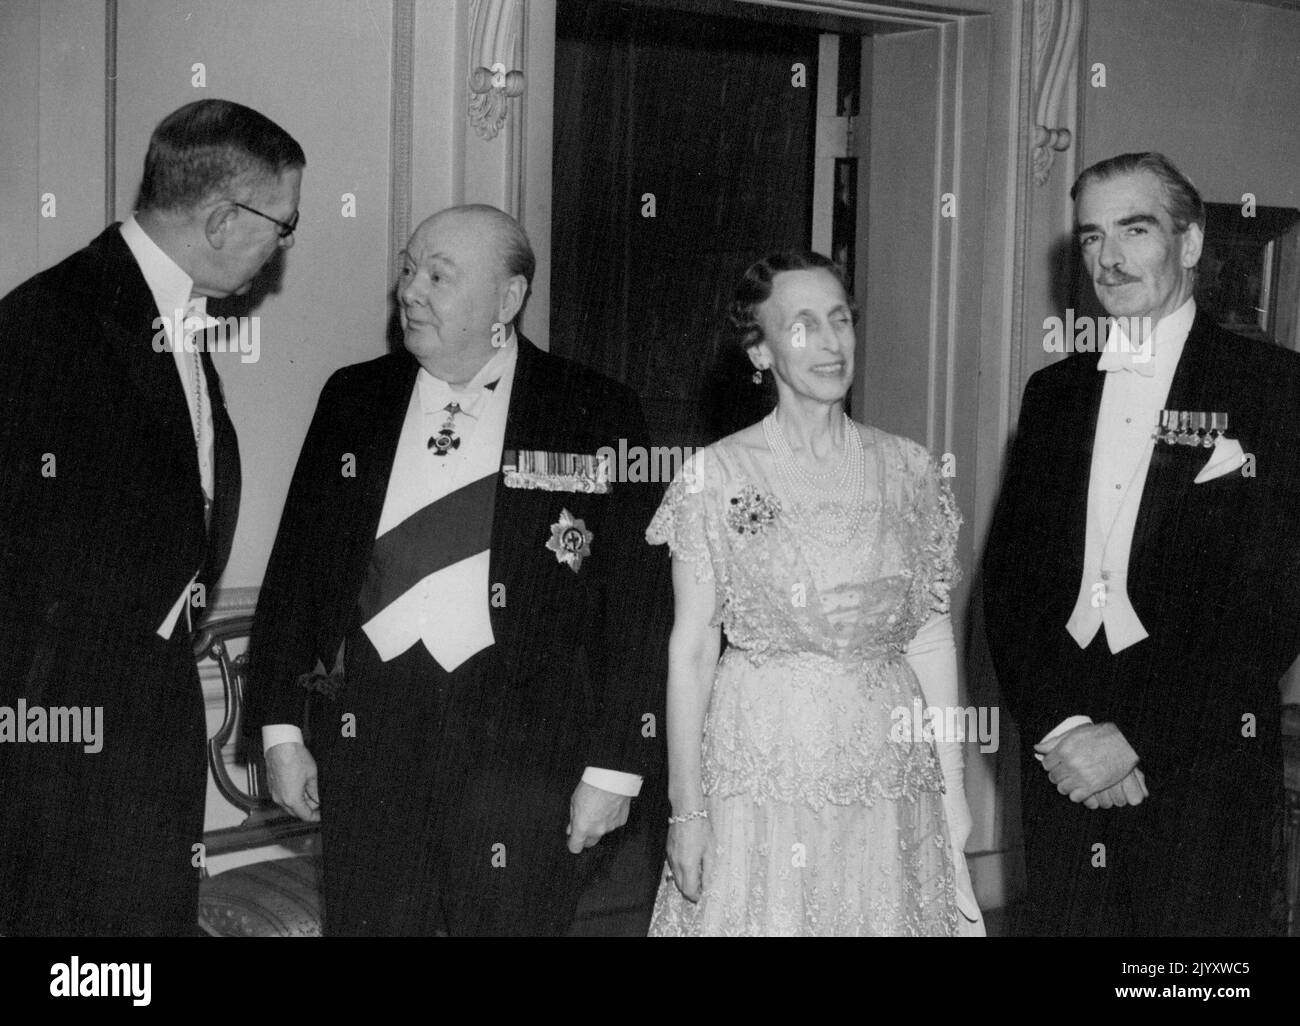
<box><xmin>646</xmin><ymin>450</ymin><xmax>717</xmax><ymax>584</ymax></box>
<box><xmin>907</xmin><ymin>443</ymin><xmax>963</xmax><ymax>617</ymax></box>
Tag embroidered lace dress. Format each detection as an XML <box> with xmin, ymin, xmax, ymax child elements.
<box><xmin>647</xmin><ymin>426</ymin><xmax>961</xmax><ymax>936</ymax></box>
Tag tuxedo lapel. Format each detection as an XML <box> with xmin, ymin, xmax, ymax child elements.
<box><xmin>499</xmin><ymin>336</ymin><xmax>549</xmax><ymax>455</ymax></box>
<box><xmin>354</xmin><ymin>355</ymin><xmax>421</xmax><ymax>556</ymax></box>
<box><xmin>89</xmin><ymin>228</ymin><xmax>217</xmax><ymax>593</ymax></box>
<box><xmin>90</xmin><ymin>228</ymin><xmax>197</xmax><ymax>448</ymax></box>
<box><xmin>1060</xmin><ymin>357</ymin><xmax>1107</xmax><ymax>584</ymax></box>
<box><xmin>489</xmin><ymin>338</ymin><xmax>548</xmax><ymax>642</ymax></box>
<box><xmin>1129</xmin><ymin>314</ymin><xmax>1228</xmax><ymax>560</ymax></box>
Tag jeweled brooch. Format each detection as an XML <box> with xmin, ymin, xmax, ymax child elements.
<box><xmin>726</xmin><ymin>485</ymin><xmax>781</xmax><ymax>536</ymax></box>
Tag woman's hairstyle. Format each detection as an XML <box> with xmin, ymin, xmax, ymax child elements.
<box><xmin>728</xmin><ymin>251</ymin><xmax>855</xmax><ymax>349</ymax></box>
<box><xmin>136</xmin><ymin>99</ymin><xmax>306</xmax><ymax>213</ymax></box>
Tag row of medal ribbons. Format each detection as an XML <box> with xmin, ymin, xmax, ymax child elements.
<box><xmin>1154</xmin><ymin>410</ymin><xmax>1228</xmax><ymax>448</ymax></box>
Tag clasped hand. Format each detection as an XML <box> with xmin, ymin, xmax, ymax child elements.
<box><xmin>1035</xmin><ymin>721</ymin><xmax>1147</xmax><ymax>809</ymax></box>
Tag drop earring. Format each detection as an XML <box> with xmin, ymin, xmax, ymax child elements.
<box><xmin>752</xmin><ymin>369</ymin><xmax>763</xmax><ymax>385</ymax></box>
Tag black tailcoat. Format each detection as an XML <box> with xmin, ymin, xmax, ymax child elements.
<box><xmin>983</xmin><ymin>313</ymin><xmax>1300</xmax><ymax>935</ymax></box>
<box><xmin>246</xmin><ymin>339</ymin><xmax>670</xmax><ymax>935</ymax></box>
<box><xmin>0</xmin><ymin>227</ymin><xmax>241</xmax><ymax>935</ymax></box>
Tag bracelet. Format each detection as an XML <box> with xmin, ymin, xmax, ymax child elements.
<box><xmin>667</xmin><ymin>809</ymin><xmax>709</xmax><ymax>825</ymax></box>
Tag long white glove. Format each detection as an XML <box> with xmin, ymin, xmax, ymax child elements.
<box><xmin>904</xmin><ymin>614</ymin><xmax>986</xmax><ymax>935</ymax></box>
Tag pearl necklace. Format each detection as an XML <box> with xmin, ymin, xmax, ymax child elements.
<box><xmin>763</xmin><ymin>410</ymin><xmax>866</xmax><ymax>519</ymax></box>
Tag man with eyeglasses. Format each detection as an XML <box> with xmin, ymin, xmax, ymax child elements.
<box><xmin>0</xmin><ymin>98</ymin><xmax>304</xmax><ymax>936</ymax></box>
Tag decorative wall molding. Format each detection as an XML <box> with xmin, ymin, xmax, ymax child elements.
<box><xmin>103</xmin><ymin>0</ymin><xmax>117</xmax><ymax>226</ymax></box>
<box><xmin>389</xmin><ymin>0</ymin><xmax>415</xmax><ymax>281</ymax></box>
<box><xmin>743</xmin><ymin>0</ymin><xmax>959</xmax><ymax>28</ymax></box>
<box><xmin>1010</xmin><ymin>0</ymin><xmax>1086</xmax><ymax>420</ymax></box>
<box><xmin>1009</xmin><ymin>5</ymin><xmax>1035</xmax><ymax>420</ymax></box>
<box><xmin>1030</xmin><ymin>0</ymin><xmax>1081</xmax><ymax>186</ymax></box>
<box><xmin>468</xmin><ymin>0</ymin><xmax>525</xmax><ymax>142</ymax></box>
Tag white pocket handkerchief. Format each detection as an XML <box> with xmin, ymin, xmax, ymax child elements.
<box><xmin>1193</xmin><ymin>435</ymin><xmax>1246</xmax><ymax>484</ymax></box>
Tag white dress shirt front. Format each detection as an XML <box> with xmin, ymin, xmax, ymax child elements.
<box><xmin>360</xmin><ymin>338</ymin><xmax>517</xmax><ymax>669</ymax></box>
<box><xmin>1043</xmin><ymin>298</ymin><xmax>1196</xmax><ymax>750</ymax></box>
<box><xmin>263</xmin><ymin>334</ymin><xmax>642</xmax><ymax>796</ymax></box>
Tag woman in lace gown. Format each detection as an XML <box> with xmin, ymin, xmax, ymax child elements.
<box><xmin>647</xmin><ymin>252</ymin><xmax>983</xmax><ymax>936</ymax></box>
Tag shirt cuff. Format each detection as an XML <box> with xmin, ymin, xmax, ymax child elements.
<box><xmin>582</xmin><ymin>767</ymin><xmax>643</xmax><ymax>797</ymax></box>
<box><xmin>263</xmin><ymin>724</ymin><xmax>305</xmax><ymax>751</ymax></box>
<box><xmin>1033</xmin><ymin>715</ymin><xmax>1093</xmax><ymax>762</ymax></box>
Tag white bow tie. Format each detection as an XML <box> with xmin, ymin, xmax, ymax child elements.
<box><xmin>424</xmin><ymin>377</ymin><xmax>499</xmax><ymax>419</ymax></box>
<box><xmin>1097</xmin><ymin>336</ymin><xmax>1156</xmax><ymax>377</ymax></box>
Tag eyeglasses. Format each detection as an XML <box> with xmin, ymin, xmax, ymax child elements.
<box><xmin>232</xmin><ymin>201</ymin><xmax>299</xmax><ymax>239</ymax></box>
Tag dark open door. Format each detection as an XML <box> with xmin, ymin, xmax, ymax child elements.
<box><xmin>551</xmin><ymin>0</ymin><xmax>818</xmax><ymax>446</ymax></box>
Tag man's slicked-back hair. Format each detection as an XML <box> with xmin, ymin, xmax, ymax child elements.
<box><xmin>450</xmin><ymin>203</ymin><xmax>536</xmax><ymax>287</ymax></box>
<box><xmin>1071</xmin><ymin>152</ymin><xmax>1206</xmax><ymax>234</ymax></box>
<box><xmin>136</xmin><ymin>99</ymin><xmax>305</xmax><ymax>213</ymax></box>
<box><xmin>729</xmin><ymin>251</ymin><xmax>855</xmax><ymax>349</ymax></box>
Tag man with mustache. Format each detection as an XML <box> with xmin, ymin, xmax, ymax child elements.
<box><xmin>984</xmin><ymin>152</ymin><xmax>1300</xmax><ymax>935</ymax></box>
<box><xmin>246</xmin><ymin>204</ymin><xmax>669</xmax><ymax>935</ymax></box>
<box><xmin>0</xmin><ymin>99</ymin><xmax>303</xmax><ymax>935</ymax></box>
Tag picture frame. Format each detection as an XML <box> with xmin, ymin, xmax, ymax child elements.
<box><xmin>1196</xmin><ymin>203</ymin><xmax>1300</xmax><ymax>348</ymax></box>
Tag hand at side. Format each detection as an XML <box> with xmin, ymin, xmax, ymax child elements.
<box><xmin>265</xmin><ymin>741</ymin><xmax>321</xmax><ymax>822</ymax></box>
<box><xmin>566</xmin><ymin>780</ymin><xmax>631</xmax><ymax>853</ymax></box>
<box><xmin>664</xmin><ymin>818</ymin><xmax>713</xmax><ymax>903</ymax></box>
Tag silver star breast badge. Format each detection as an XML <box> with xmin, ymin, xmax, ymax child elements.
<box><xmin>545</xmin><ymin>508</ymin><xmax>593</xmax><ymax>572</ymax></box>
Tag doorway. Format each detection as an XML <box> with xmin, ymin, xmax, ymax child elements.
<box><xmin>552</xmin><ymin>0</ymin><xmax>835</xmax><ymax>446</ymax></box>
<box><xmin>544</xmin><ymin>0</ymin><xmax>1004</xmax><ymax>912</ymax></box>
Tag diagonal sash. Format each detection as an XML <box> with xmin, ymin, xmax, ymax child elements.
<box><xmin>358</xmin><ymin>470</ymin><xmax>497</xmax><ymax>620</ymax></box>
